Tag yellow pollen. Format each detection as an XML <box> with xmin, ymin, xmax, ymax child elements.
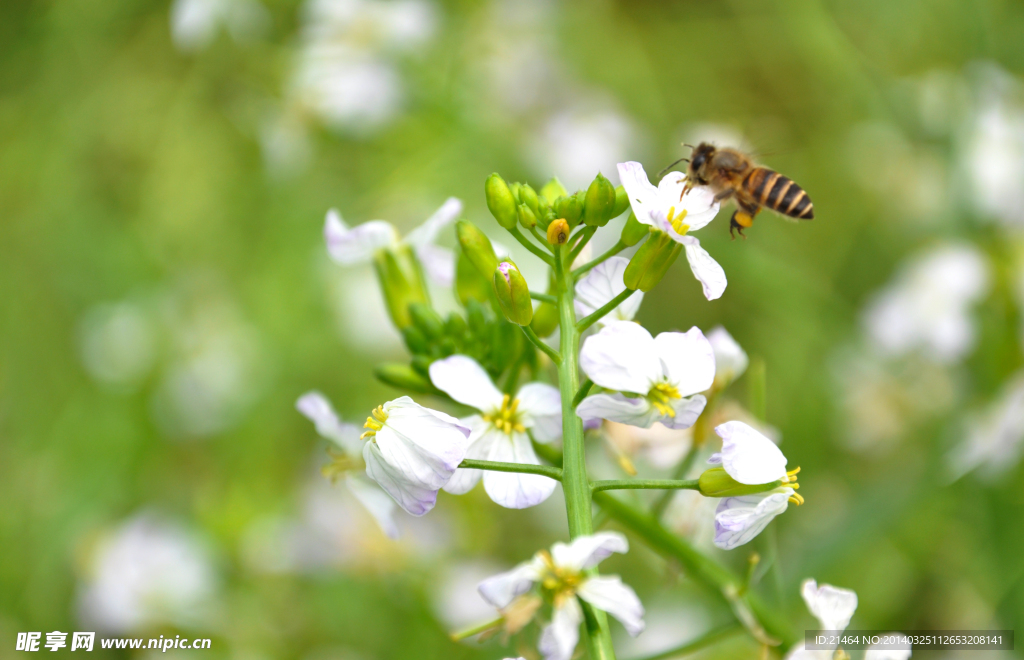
<box><xmin>482</xmin><ymin>393</ymin><xmax>526</xmax><ymax>435</ymax></box>
<box><xmin>537</xmin><ymin>550</ymin><xmax>583</xmax><ymax>600</ymax></box>
<box><xmin>360</xmin><ymin>405</ymin><xmax>388</xmax><ymax>440</ymax></box>
<box><xmin>665</xmin><ymin>207</ymin><xmax>690</xmax><ymax>235</ymax></box>
<box><xmin>647</xmin><ymin>382</ymin><xmax>682</xmax><ymax>417</ymax></box>
<box><xmin>783</xmin><ymin>466</ymin><xmax>804</xmax><ymax>505</ymax></box>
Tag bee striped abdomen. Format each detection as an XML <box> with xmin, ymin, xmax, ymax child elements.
<box><xmin>746</xmin><ymin>168</ymin><xmax>814</xmax><ymax>220</ymax></box>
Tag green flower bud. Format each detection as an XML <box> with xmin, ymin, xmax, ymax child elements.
<box><xmin>509</xmin><ymin>181</ymin><xmax>523</xmax><ymax>203</ymax></box>
<box><xmin>457</xmin><ymin>220</ymin><xmax>499</xmax><ymax>277</ymax></box>
<box><xmin>547</xmin><ymin>219</ymin><xmax>570</xmax><ymax>245</ymax></box>
<box><xmin>408</xmin><ymin>302</ymin><xmax>444</xmax><ymax>340</ymax></box>
<box><xmin>582</xmin><ymin>173</ymin><xmax>617</xmax><ymax>227</ymax></box>
<box><xmin>372</xmin><ymin>244</ymin><xmax>430</xmax><ymax>329</ymax></box>
<box><xmin>444</xmin><ymin>312</ymin><xmax>468</xmax><ymax>340</ymax></box>
<box><xmin>519</xmin><ymin>183</ymin><xmax>541</xmax><ymax>216</ymax></box>
<box><xmin>466</xmin><ymin>299</ymin><xmax>489</xmax><ymax>335</ymax></box>
<box><xmin>530</xmin><ymin>301</ymin><xmax>559</xmax><ymax>338</ymax></box>
<box><xmin>493</xmin><ymin>261</ymin><xmax>534</xmax><ymax>326</ymax></box>
<box><xmin>539</xmin><ymin>177</ymin><xmax>568</xmax><ymax>205</ymax></box>
<box><xmin>375</xmin><ymin>363</ymin><xmax>436</xmax><ymax>393</ymax></box>
<box><xmin>410</xmin><ymin>354</ymin><xmax>433</xmax><ymax>377</ymax></box>
<box><xmin>555</xmin><ymin>192</ymin><xmax>584</xmax><ymax>227</ymax></box>
<box><xmin>620</xmin><ymin>211</ymin><xmax>650</xmax><ymax>247</ymax></box>
<box><xmin>485</xmin><ymin>173</ymin><xmax>519</xmax><ymax>229</ymax></box>
<box><xmin>611</xmin><ymin>185</ymin><xmax>629</xmax><ymax>218</ymax></box>
<box><xmin>623</xmin><ymin>230</ymin><xmax>682</xmax><ymax>292</ymax></box>
<box><xmin>698</xmin><ymin>467</ymin><xmax>782</xmax><ymax>498</ymax></box>
<box><xmin>401</xmin><ymin>325</ymin><xmax>429</xmax><ymax>355</ymax></box>
<box><xmin>455</xmin><ymin>248</ymin><xmax>491</xmax><ymax>306</ymax></box>
<box><xmin>517</xmin><ymin>203</ymin><xmax>538</xmax><ymax>229</ymax></box>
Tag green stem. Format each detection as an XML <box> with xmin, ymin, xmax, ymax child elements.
<box><xmin>572</xmin><ymin>378</ymin><xmax>594</xmax><ymax>408</ymax></box>
<box><xmin>573</xmin><ymin>240</ymin><xmax>626</xmax><ymax>280</ymax></box>
<box><xmin>577</xmin><ymin>288</ymin><xmax>635</xmax><ymax>333</ymax></box>
<box><xmin>625</xmin><ymin>623</ymin><xmax>741</xmax><ymax>660</ymax></box>
<box><xmin>555</xmin><ymin>246</ymin><xmax>617</xmax><ymax>660</ymax></box>
<box><xmin>459</xmin><ymin>458</ymin><xmax>562</xmax><ymax>481</ymax></box>
<box><xmin>449</xmin><ymin>617</ymin><xmax>503</xmax><ymax>642</ymax></box>
<box><xmin>508</xmin><ymin>227</ymin><xmax>554</xmax><ymax>266</ymax></box>
<box><xmin>591</xmin><ymin>479</ymin><xmax>699</xmax><ymax>493</ymax></box>
<box><xmin>593</xmin><ymin>491</ymin><xmax>796</xmax><ymax>649</ymax></box>
<box><xmin>531</xmin><ymin>292</ymin><xmax>557</xmax><ymax>304</ymax></box>
<box><xmin>528</xmin><ymin>224</ymin><xmax>548</xmax><ymax>245</ymax></box>
<box><xmin>521</xmin><ymin>325</ymin><xmax>561</xmax><ymax>364</ymax></box>
<box><xmin>568</xmin><ymin>226</ymin><xmax>597</xmax><ymax>262</ymax></box>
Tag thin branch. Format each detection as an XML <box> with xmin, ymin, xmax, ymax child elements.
<box><xmin>507</xmin><ymin>227</ymin><xmax>554</xmax><ymax>266</ymax></box>
<box><xmin>528</xmin><ymin>224</ymin><xmax>548</xmax><ymax>245</ymax></box>
<box><xmin>567</xmin><ymin>226</ymin><xmax>597</xmax><ymax>263</ymax></box>
<box><xmin>571</xmin><ymin>378</ymin><xmax>594</xmax><ymax>408</ymax></box>
<box><xmin>573</xmin><ymin>241</ymin><xmax>627</xmax><ymax>280</ymax></box>
<box><xmin>459</xmin><ymin>458</ymin><xmax>562</xmax><ymax>481</ymax></box>
<box><xmin>521</xmin><ymin>325</ymin><xmax>561</xmax><ymax>364</ymax></box>
<box><xmin>530</xmin><ymin>291</ymin><xmax>557</xmax><ymax>305</ymax></box>
<box><xmin>576</xmin><ymin>288</ymin><xmax>635</xmax><ymax>333</ymax></box>
<box><xmin>591</xmin><ymin>479</ymin><xmax>699</xmax><ymax>493</ymax></box>
<box><xmin>449</xmin><ymin>617</ymin><xmax>503</xmax><ymax>642</ymax></box>
<box><xmin>625</xmin><ymin>623</ymin><xmax>741</xmax><ymax>660</ymax></box>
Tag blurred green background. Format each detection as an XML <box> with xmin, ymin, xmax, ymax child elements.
<box><xmin>2</xmin><ymin>0</ymin><xmax>1024</xmax><ymax>658</ymax></box>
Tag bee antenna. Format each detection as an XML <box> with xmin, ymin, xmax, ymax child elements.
<box><xmin>682</xmin><ymin>143</ymin><xmax>696</xmax><ymax>150</ymax></box>
<box><xmin>657</xmin><ymin>157</ymin><xmax>690</xmax><ymax>180</ymax></box>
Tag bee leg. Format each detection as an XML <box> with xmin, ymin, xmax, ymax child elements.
<box><xmin>714</xmin><ymin>189</ymin><xmax>734</xmax><ymax>202</ymax></box>
<box><xmin>730</xmin><ymin>210</ymin><xmax>754</xmax><ymax>239</ymax></box>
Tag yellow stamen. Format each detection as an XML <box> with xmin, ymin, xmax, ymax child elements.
<box><xmin>782</xmin><ymin>466</ymin><xmax>804</xmax><ymax>505</ymax></box>
<box><xmin>647</xmin><ymin>382</ymin><xmax>682</xmax><ymax>417</ymax></box>
<box><xmin>536</xmin><ymin>550</ymin><xmax>584</xmax><ymax>600</ymax></box>
<box><xmin>360</xmin><ymin>405</ymin><xmax>388</xmax><ymax>440</ymax></box>
<box><xmin>482</xmin><ymin>393</ymin><xmax>526</xmax><ymax>435</ymax></box>
<box><xmin>665</xmin><ymin>207</ymin><xmax>690</xmax><ymax>235</ymax></box>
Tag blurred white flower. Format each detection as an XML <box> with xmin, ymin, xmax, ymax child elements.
<box><xmin>170</xmin><ymin>0</ymin><xmax>269</xmax><ymax>51</ymax></box>
<box><xmin>576</xmin><ymin>322</ymin><xmax>713</xmax><ymax>430</ymax></box>
<box><xmin>863</xmin><ymin>243</ymin><xmax>990</xmax><ymax>363</ymax></box>
<box><xmin>78</xmin><ymin>515</ymin><xmax>217</xmax><ymax>634</ymax></box>
<box><xmin>530</xmin><ymin>109</ymin><xmax>639</xmax><ymax>191</ymax></box>
<box><xmin>947</xmin><ymin>372</ymin><xmax>1024</xmax><ymax>481</ymax></box>
<box><xmin>79</xmin><ymin>301</ymin><xmax>157</xmax><ymax>388</ymax></box>
<box><xmin>709</xmin><ymin>421</ymin><xmax>800</xmax><ymax>550</ymax></box>
<box><xmin>429</xmin><ymin>355</ymin><xmax>561</xmax><ymax>509</ymax></box>
<box><xmin>574</xmin><ymin>257</ymin><xmax>643</xmax><ymax>328</ymax></box>
<box><xmin>360</xmin><ymin>396</ymin><xmax>471</xmax><ymax>515</ymax></box>
<box><xmin>324</xmin><ymin>197</ymin><xmax>462</xmax><ymax>286</ymax></box>
<box><xmin>296</xmin><ymin>392</ymin><xmax>400</xmax><ymax>538</ymax></box>
<box><xmin>431</xmin><ymin>560</ymin><xmax>505</xmax><ymax>630</ymax></box>
<box><xmin>662</xmin><ymin>489</ymin><xmax>717</xmax><ymax>550</ymax></box>
<box><xmin>783</xmin><ymin>578</ymin><xmax>860</xmax><ymax>660</ymax></box>
<box><xmin>478</xmin><ymin>532</ymin><xmax>645</xmax><ymax>660</ymax></box>
<box><xmin>707</xmin><ymin>326</ymin><xmax>748</xmax><ymax>390</ymax></box>
<box><xmin>618</xmin><ymin>161</ymin><xmax>726</xmax><ymax>300</ymax></box>
<box><xmin>602</xmin><ymin>421</ymin><xmax>692</xmax><ymax>470</ymax></box>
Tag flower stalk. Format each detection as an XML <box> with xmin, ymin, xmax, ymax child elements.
<box><xmin>458</xmin><ymin>458</ymin><xmax>563</xmax><ymax>480</ymax></box>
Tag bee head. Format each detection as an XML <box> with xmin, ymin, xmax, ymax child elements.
<box><xmin>686</xmin><ymin>143</ymin><xmax>716</xmax><ymax>185</ymax></box>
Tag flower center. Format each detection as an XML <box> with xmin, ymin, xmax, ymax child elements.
<box><xmin>782</xmin><ymin>466</ymin><xmax>804</xmax><ymax>505</ymax></box>
<box><xmin>360</xmin><ymin>405</ymin><xmax>389</xmax><ymax>440</ymax></box>
<box><xmin>647</xmin><ymin>382</ymin><xmax>682</xmax><ymax>417</ymax></box>
<box><xmin>666</xmin><ymin>206</ymin><xmax>690</xmax><ymax>235</ymax></box>
<box><xmin>537</xmin><ymin>550</ymin><xmax>584</xmax><ymax>602</ymax></box>
<box><xmin>482</xmin><ymin>393</ymin><xmax>526</xmax><ymax>435</ymax></box>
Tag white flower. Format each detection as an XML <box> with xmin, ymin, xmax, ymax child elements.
<box><xmin>863</xmin><ymin>244</ymin><xmax>990</xmax><ymax>363</ymax></box>
<box><xmin>710</xmin><ymin>421</ymin><xmax>801</xmax><ymax>550</ymax></box>
<box><xmin>478</xmin><ymin>533</ymin><xmax>645</xmax><ymax>660</ymax></box>
<box><xmin>783</xmin><ymin>579</ymin><xmax>859</xmax><ymax>660</ymax></box>
<box><xmin>574</xmin><ymin>257</ymin><xmax>643</xmax><ymax>327</ymax></box>
<box><xmin>324</xmin><ymin>197</ymin><xmax>462</xmax><ymax>286</ymax></box>
<box><xmin>77</xmin><ymin>514</ymin><xmax>217</xmax><ymax>633</ymax></box>
<box><xmin>296</xmin><ymin>391</ymin><xmax>400</xmax><ymax>538</ymax></box>
<box><xmin>617</xmin><ymin>161</ymin><xmax>725</xmax><ymax>300</ymax></box>
<box><xmin>707</xmin><ymin>326</ymin><xmax>748</xmax><ymax>389</ymax></box>
<box><xmin>171</xmin><ymin>0</ymin><xmax>268</xmax><ymax>52</ymax></box>
<box><xmin>947</xmin><ymin>372</ymin><xmax>1024</xmax><ymax>480</ymax></box>
<box><xmin>865</xmin><ymin>637</ymin><xmax>912</xmax><ymax>660</ymax></box>
<box><xmin>429</xmin><ymin>355</ymin><xmax>561</xmax><ymax>509</ymax></box>
<box><xmin>358</xmin><ymin>396</ymin><xmax>471</xmax><ymax>516</ymax></box>
<box><xmin>576</xmin><ymin>322</ymin><xmax>713</xmax><ymax>430</ymax></box>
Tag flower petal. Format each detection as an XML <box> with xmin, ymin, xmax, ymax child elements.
<box><xmin>617</xmin><ymin>161</ymin><xmax>660</xmax><ymax>226</ymax></box>
<box><xmin>478</xmin><ymin>559</ymin><xmax>544</xmax><ymax>609</ymax></box>
<box><xmin>708</xmin><ymin>326</ymin><xmax>748</xmax><ymax>388</ymax></box>
<box><xmin>482</xmin><ymin>431</ymin><xmax>556</xmax><ymax>508</ymax></box>
<box><xmin>715</xmin><ymin>421</ymin><xmax>788</xmax><ymax>484</ymax></box>
<box><xmin>324</xmin><ymin>213</ymin><xmax>398</xmax><ymax>264</ymax></box>
<box><xmin>428</xmin><ymin>355</ymin><xmax>504</xmax><ymax>413</ymax></box>
<box><xmin>374</xmin><ymin>397</ymin><xmax>470</xmax><ymax>490</ymax></box>
<box><xmin>865</xmin><ymin>635</ymin><xmax>912</xmax><ymax>660</ymax></box>
<box><xmin>579</xmin><ymin>321</ymin><xmax>661</xmax><ymax>393</ymax></box>
<box><xmin>680</xmin><ymin>235</ymin><xmax>727</xmax><ymax>301</ymax></box>
<box><xmin>713</xmin><ymin>489</ymin><xmax>791</xmax><ymax>550</ymax></box>
<box><xmin>550</xmin><ymin>531</ymin><xmax>629</xmax><ymax>571</ymax></box>
<box><xmin>516</xmin><ymin>383</ymin><xmax>563</xmax><ymax>442</ymax></box>
<box><xmin>539</xmin><ymin>596</ymin><xmax>583</xmax><ymax>660</ymax></box>
<box><xmin>574</xmin><ymin>257</ymin><xmax>643</xmax><ymax>325</ymax></box>
<box><xmin>414</xmin><ymin>243</ymin><xmax>455</xmax><ymax>287</ymax></box>
<box><xmin>674</xmin><ymin>185</ymin><xmax>720</xmax><ymax>232</ymax></box>
<box><xmin>577</xmin><ymin>575</ymin><xmax>645</xmax><ymax>637</ymax></box>
<box><xmin>442</xmin><ymin>417</ymin><xmax>495</xmax><ymax>495</ymax></box>
<box><xmin>345</xmin><ymin>474</ymin><xmax>400</xmax><ymax>539</ymax></box>
<box><xmin>661</xmin><ymin>395</ymin><xmax>707</xmax><ymax>430</ymax></box>
<box><xmin>576</xmin><ymin>393</ymin><xmax>660</xmax><ymax>429</ymax></box>
<box><xmin>295</xmin><ymin>391</ymin><xmax>362</xmax><ymax>453</ymax></box>
<box><xmin>653</xmin><ymin>327</ymin><xmax>716</xmax><ymax>397</ymax></box>
<box><xmin>363</xmin><ymin>442</ymin><xmax>440</xmax><ymax>516</ymax></box>
<box><xmin>801</xmin><ymin>579</ymin><xmax>858</xmax><ymax>633</ymax></box>
<box><xmin>405</xmin><ymin>197</ymin><xmax>462</xmax><ymax>247</ymax></box>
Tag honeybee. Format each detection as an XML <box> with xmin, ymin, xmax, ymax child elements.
<box><xmin>678</xmin><ymin>143</ymin><xmax>814</xmax><ymax>238</ymax></box>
